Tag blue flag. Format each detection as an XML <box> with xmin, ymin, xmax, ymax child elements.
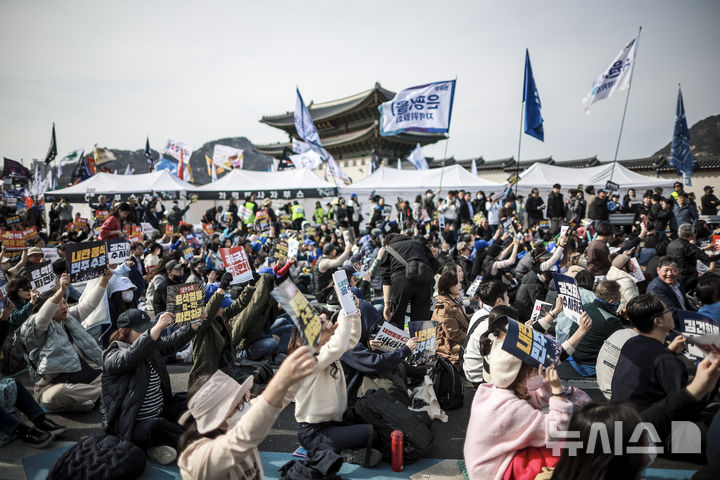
<box><xmin>155</xmin><ymin>156</ymin><xmax>178</xmax><ymax>176</ymax></box>
<box><xmin>523</xmin><ymin>49</ymin><xmax>544</xmax><ymax>142</ymax></box>
<box><xmin>669</xmin><ymin>87</ymin><xmax>697</xmax><ymax>186</ymax></box>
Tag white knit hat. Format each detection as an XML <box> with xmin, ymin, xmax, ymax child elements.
<box><xmin>488</xmin><ymin>338</ymin><xmax>523</xmax><ymax>388</ymax></box>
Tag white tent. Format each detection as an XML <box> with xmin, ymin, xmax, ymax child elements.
<box><xmin>45</xmin><ymin>170</ymin><xmax>197</xmax><ymax>201</ymax></box>
<box><xmin>193</xmin><ymin>168</ymin><xmax>337</xmax><ymax>200</ymax></box>
<box><xmin>341</xmin><ymin>165</ymin><xmax>504</xmax><ymax>199</ymax></box>
<box><xmin>514</xmin><ymin>162</ymin><xmax>675</xmax><ymax>196</ymax></box>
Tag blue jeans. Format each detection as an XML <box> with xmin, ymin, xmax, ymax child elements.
<box><xmin>271</xmin><ymin>318</ymin><xmax>294</xmax><ymax>354</ymax></box>
<box><xmin>0</xmin><ymin>379</ymin><xmax>44</xmax><ymax>435</ymax></box>
<box><xmin>240</xmin><ymin>337</ymin><xmax>280</xmax><ymax>361</ymax></box>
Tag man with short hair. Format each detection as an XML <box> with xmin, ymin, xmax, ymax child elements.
<box><xmin>585</xmin><ymin>221</ymin><xmax>613</xmax><ymax>276</ymax></box>
<box><xmin>646</xmin><ymin>257</ymin><xmax>687</xmax><ymax>330</ymax></box>
<box><xmin>588</xmin><ymin>189</ymin><xmax>610</xmax><ymax>224</ymax></box>
<box><xmin>666</xmin><ymin>224</ymin><xmax>720</xmax><ymax>292</ymax></box>
<box><xmin>525</xmin><ymin>188</ymin><xmax>545</xmax><ymax>227</ymax></box>
<box><xmin>673</xmin><ymin>192</ymin><xmax>698</xmax><ymax>227</ymax></box>
<box><xmin>462</xmin><ymin>280</ymin><xmax>509</xmax><ymax>384</ymax></box>
<box><xmin>546</xmin><ymin>183</ymin><xmax>565</xmax><ymax>235</ymax></box>
<box><xmin>611</xmin><ymin>294</ymin><xmax>689</xmax><ymax>411</ymax></box>
<box><xmin>701</xmin><ymin>185</ymin><xmax>719</xmax><ymax>215</ymax></box>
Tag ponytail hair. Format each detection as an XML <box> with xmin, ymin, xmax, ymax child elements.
<box><xmin>479</xmin><ymin>305</ymin><xmax>519</xmax><ymax>356</ymax></box>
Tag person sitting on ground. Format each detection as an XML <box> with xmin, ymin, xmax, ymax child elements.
<box><xmin>6</xmin><ymin>276</ymin><xmax>39</xmax><ymax>332</ymax></box>
<box><xmin>611</xmin><ymin>294</ymin><xmax>702</xmax><ymax>413</ymax></box>
<box><xmin>1</xmin><ymin>301</ymin><xmax>67</xmax><ymax>448</ymax></box>
<box><xmin>646</xmin><ymin>256</ymin><xmax>687</xmax><ymax>330</ymax></box>
<box><xmin>463</xmin><ymin>281</ymin><xmax>509</xmax><ymax>384</ymax></box>
<box><xmin>315</xmin><ymin>242</ymin><xmax>353</xmax><ymax>301</ymax></box>
<box><xmin>233</xmin><ymin>273</ymin><xmax>286</xmax><ymax>361</ymax></box>
<box><xmin>697</xmin><ymin>273</ymin><xmax>720</xmax><ymax>320</ymax></box>
<box><xmin>432</xmin><ymin>271</ymin><xmax>469</xmax><ymax>366</ymax></box>
<box><xmin>585</xmin><ymin>221</ymin><xmax>613</xmax><ymax>276</ymax></box>
<box><xmin>293</xmin><ymin>304</ymin><xmax>383</xmax><ymax>467</ymax></box>
<box><xmin>102</xmin><ymin>309</ymin><xmax>200</xmax><ymax>465</ymax></box>
<box><xmin>19</xmin><ymin>271</ymin><xmax>109</xmax><ymax>411</ymax></box>
<box><xmin>340</xmin><ymin>298</ymin><xmax>417</xmax><ymax>404</ymax></box>
<box><xmin>177</xmin><ymin>347</ymin><xmax>318</xmax><ymax>479</ymax></box>
<box><xmin>557</xmin><ymin>280</ymin><xmax>624</xmax><ymax>379</ymax></box>
<box><xmin>464</xmin><ymin>318</ymin><xmax>573</xmax><ymax>480</ymax></box>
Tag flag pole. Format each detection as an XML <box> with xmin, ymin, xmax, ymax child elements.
<box><xmin>609</xmin><ymin>25</ymin><xmax>642</xmax><ymax>182</ymax></box>
<box><xmin>514</xmin><ymin>100</ymin><xmax>525</xmax><ymax>198</ymax></box>
<box><xmin>438</xmin><ymin>75</ymin><xmax>457</xmax><ymax>194</ymax></box>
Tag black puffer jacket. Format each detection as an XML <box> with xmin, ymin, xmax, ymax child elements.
<box><xmin>101</xmin><ymin>326</ymin><xmax>195</xmax><ymax>441</ymax></box>
<box><xmin>515</xmin><ymin>271</ymin><xmax>548</xmax><ymax>322</ymax></box>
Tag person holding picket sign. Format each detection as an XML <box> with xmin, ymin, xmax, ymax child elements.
<box><xmin>98</xmin><ymin>202</ymin><xmax>132</xmax><ymax>241</ymax></box>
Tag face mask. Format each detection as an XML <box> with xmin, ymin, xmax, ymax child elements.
<box><xmin>597</xmin><ymin>298</ymin><xmax>620</xmax><ymax>314</ymax></box>
<box><xmin>225</xmin><ymin>400</ymin><xmax>251</xmax><ymax>430</ymax></box>
<box><xmin>121</xmin><ymin>290</ymin><xmax>134</xmax><ymax>303</ymax></box>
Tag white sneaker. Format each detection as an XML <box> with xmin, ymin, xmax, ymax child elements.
<box><xmin>176</xmin><ymin>343</ymin><xmax>193</xmax><ymax>363</ymax></box>
<box><xmin>147</xmin><ymin>445</ymin><xmax>177</xmax><ymax>465</ymax></box>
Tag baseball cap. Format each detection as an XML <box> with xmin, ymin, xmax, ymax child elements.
<box><xmin>343</xmin><ymin>265</ymin><xmax>362</xmax><ymax>278</ymax></box>
<box><xmin>116</xmin><ymin>309</ymin><xmax>153</xmax><ymax>332</ymax></box>
<box><xmin>304</xmin><ymin>239</ymin><xmax>316</xmax><ymax>246</ymax></box>
<box><xmin>27</xmin><ymin>247</ymin><xmax>44</xmax><ymax>256</ymax></box>
<box><xmin>704</xmin><ymin>185</ymin><xmax>713</xmax><ymax>191</ymax></box>
<box><xmin>165</xmin><ymin>260</ymin><xmax>182</xmax><ymax>273</ymax></box>
<box><xmin>350</xmin><ymin>252</ymin><xmax>363</xmax><ymax>264</ymax></box>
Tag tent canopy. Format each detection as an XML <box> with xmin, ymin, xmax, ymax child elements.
<box><xmin>45</xmin><ymin>170</ymin><xmax>197</xmax><ymax>201</ymax></box>
<box><xmin>342</xmin><ymin>165</ymin><xmax>504</xmax><ymax>199</ymax></box>
<box><xmin>193</xmin><ymin>168</ymin><xmax>337</xmax><ymax>200</ymax></box>
<box><xmin>515</xmin><ymin>162</ymin><xmax>675</xmax><ymax>196</ymax></box>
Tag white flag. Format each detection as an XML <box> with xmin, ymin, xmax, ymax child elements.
<box><xmin>211</xmin><ymin>162</ymin><xmax>218</xmax><ymax>182</ymax></box>
<box><xmin>407</xmin><ymin>144</ymin><xmax>428</xmax><ymax>170</ymax></box>
<box><xmin>57</xmin><ymin>148</ymin><xmax>84</xmax><ymax>179</ymax></box>
<box><xmin>123</xmin><ymin>164</ymin><xmax>134</xmax><ymax>175</ymax></box>
<box><xmin>163</xmin><ymin>139</ymin><xmax>194</xmax><ymax>164</ymax></box>
<box><xmin>582</xmin><ymin>34</ymin><xmax>639</xmax><ymax>113</ymax></box>
<box><xmin>325</xmin><ymin>156</ymin><xmax>349</xmax><ymax>183</ymax></box>
<box><xmin>289</xmin><ymin>149</ymin><xmax>323</xmax><ymax>169</ymax></box>
<box><xmin>292</xmin><ymin>138</ymin><xmax>311</xmax><ymax>154</ymax></box>
<box><xmin>471</xmin><ymin>158</ymin><xmax>477</xmax><ymax>176</ymax></box>
<box><xmin>212</xmin><ymin>144</ymin><xmax>243</xmax><ymax>170</ymax></box>
<box><xmin>397</xmin><ymin>158</ymin><xmax>402</xmax><ymax>170</ymax></box>
<box><xmin>379</xmin><ymin>80</ymin><xmax>456</xmax><ymax>136</ymax></box>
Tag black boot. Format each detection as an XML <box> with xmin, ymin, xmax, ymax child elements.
<box><xmin>33</xmin><ymin>415</ymin><xmax>67</xmax><ymax>436</ymax></box>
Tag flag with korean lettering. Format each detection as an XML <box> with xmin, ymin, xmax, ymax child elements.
<box><xmin>212</xmin><ymin>144</ymin><xmax>243</xmax><ymax>171</ymax></box>
<box><xmin>582</xmin><ymin>33</ymin><xmax>639</xmax><ymax>113</ymax></box>
<box><xmin>164</xmin><ymin>139</ymin><xmax>194</xmax><ymax>182</ymax></box>
<box><xmin>379</xmin><ymin>80</ymin><xmax>456</xmax><ymax>136</ymax></box>
<box><xmin>553</xmin><ymin>273</ymin><xmax>584</xmax><ymax>324</ymax></box>
<box><xmin>219</xmin><ymin>247</ymin><xmax>253</xmax><ymax>284</ymax></box>
<box><xmin>502</xmin><ymin>318</ymin><xmax>562</xmax><ymax>367</ymax></box>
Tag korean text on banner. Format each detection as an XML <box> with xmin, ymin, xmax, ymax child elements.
<box><xmin>287</xmin><ymin>238</ymin><xmax>300</xmax><ymax>259</ymax></box>
<box><xmin>271</xmin><ymin>280</ymin><xmax>321</xmax><ymax>351</ymax></box>
<box><xmin>219</xmin><ymin>247</ymin><xmax>253</xmax><ymax>284</ymax></box>
<box><xmin>379</xmin><ymin>80</ymin><xmax>456</xmax><ymax>136</ymax></box>
<box><xmin>466</xmin><ymin>275</ymin><xmax>483</xmax><ymax>297</ymax></box>
<box><xmin>41</xmin><ymin>248</ymin><xmax>60</xmax><ymax>262</ymax></box>
<box><xmin>273</xmin><ymin>242</ymin><xmax>288</xmax><ymax>261</ymax></box>
<box><xmin>374</xmin><ymin>322</ymin><xmax>410</xmax><ymax>353</ymax></box>
<box><xmin>66</xmin><ymin>241</ymin><xmax>107</xmax><ymax>283</ymax></box>
<box><xmin>107</xmin><ymin>239</ymin><xmax>131</xmax><ymax>264</ymax></box>
<box><xmin>167</xmin><ymin>282</ymin><xmax>203</xmax><ymax>324</ymax></box>
<box><xmin>553</xmin><ymin>273</ymin><xmax>583</xmax><ymax>324</ymax></box>
<box><xmin>331</xmin><ymin>270</ymin><xmax>358</xmax><ymax>315</ymax></box>
<box><xmin>529</xmin><ymin>300</ymin><xmax>553</xmax><ymax>324</ymax></box>
<box><xmin>502</xmin><ymin>318</ymin><xmax>562</xmax><ymax>367</ymax></box>
<box><xmin>1</xmin><ymin>231</ymin><xmax>25</xmax><ymax>251</ymax></box>
<box><xmin>680</xmin><ymin>311</ymin><xmax>720</xmax><ymax>360</ymax></box>
<box><xmin>28</xmin><ymin>261</ymin><xmax>57</xmax><ymax>294</ymax></box>
<box><xmin>408</xmin><ymin>320</ymin><xmax>438</xmax><ymax>366</ymax></box>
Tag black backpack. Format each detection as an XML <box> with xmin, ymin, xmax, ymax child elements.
<box><xmin>430</xmin><ymin>356</ymin><xmax>464</xmax><ymax>411</ymax></box>
<box><xmin>346</xmin><ymin>388</ymin><xmax>433</xmax><ymax>464</ymax></box>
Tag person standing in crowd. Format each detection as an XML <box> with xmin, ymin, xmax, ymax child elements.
<box><xmin>143</xmin><ymin>200</ymin><xmax>165</xmax><ymax>231</ymax></box>
<box><xmin>19</xmin><ymin>271</ymin><xmax>109</xmax><ymax>411</ymax></box>
<box><xmin>291</xmin><ymin>200</ymin><xmax>305</xmax><ymax>230</ymax></box>
<box><xmin>167</xmin><ymin>202</ymin><xmax>190</xmax><ymax>231</ymax></box>
<box><xmin>98</xmin><ymin>202</ymin><xmax>132</xmax><ymax>241</ymax></box>
<box><xmin>546</xmin><ymin>183</ymin><xmax>565</xmax><ymax>234</ymax></box>
<box><xmin>674</xmin><ymin>192</ymin><xmax>699</xmax><ymax>227</ymax></box>
<box><xmin>348</xmin><ymin>193</ymin><xmax>362</xmax><ymax>236</ymax></box>
<box><xmin>585</xmin><ymin>221</ymin><xmax>613</xmax><ymax>276</ymax></box>
<box><xmin>525</xmin><ymin>188</ymin><xmax>545</xmax><ymax>227</ymax></box>
<box><xmin>473</xmin><ymin>191</ymin><xmax>487</xmax><ymax>218</ymax></box>
<box><xmin>669</xmin><ymin>181</ymin><xmax>684</xmax><ymax>203</ymax></box>
<box><xmin>381</xmin><ymin>232</ymin><xmax>440</xmax><ymax>329</ymax></box>
<box><xmin>666</xmin><ymin>223</ymin><xmax>720</xmax><ymax>292</ymax></box>
<box><xmin>588</xmin><ymin>189</ymin><xmax>610</xmax><ymax>225</ymax></box>
<box><xmin>701</xmin><ymin>185</ymin><xmax>719</xmax><ymax>215</ymax></box>
<box><xmin>313</xmin><ymin>201</ymin><xmax>325</xmax><ymax>224</ymax></box>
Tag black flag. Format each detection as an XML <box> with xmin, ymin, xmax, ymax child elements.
<box><xmin>44</xmin><ymin>123</ymin><xmax>57</xmax><ymax>164</ymax></box>
<box><xmin>144</xmin><ymin>137</ymin><xmax>154</xmax><ymax>171</ymax></box>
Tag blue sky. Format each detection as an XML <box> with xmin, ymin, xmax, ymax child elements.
<box><xmin>1</xmin><ymin>0</ymin><xmax>718</xmax><ymax>165</ymax></box>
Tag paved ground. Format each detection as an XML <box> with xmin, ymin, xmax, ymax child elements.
<box><xmin>0</xmin><ymin>364</ymin><xmax>699</xmax><ymax>479</ymax></box>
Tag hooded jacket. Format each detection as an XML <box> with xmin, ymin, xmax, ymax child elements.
<box><xmin>432</xmin><ymin>295</ymin><xmax>469</xmax><ymax>365</ymax></box>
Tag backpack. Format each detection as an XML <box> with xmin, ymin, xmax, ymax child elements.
<box><xmin>346</xmin><ymin>388</ymin><xmax>433</xmax><ymax>464</ymax></box>
<box><xmin>385</xmin><ymin>246</ymin><xmax>434</xmax><ymax>286</ymax></box>
<box><xmin>430</xmin><ymin>356</ymin><xmax>464</xmax><ymax>411</ymax></box>
<box><xmin>48</xmin><ymin>433</ymin><xmax>145</xmax><ymax>480</ymax></box>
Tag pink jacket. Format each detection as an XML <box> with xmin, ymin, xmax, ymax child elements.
<box><xmin>463</xmin><ymin>383</ymin><xmax>573</xmax><ymax>480</ymax></box>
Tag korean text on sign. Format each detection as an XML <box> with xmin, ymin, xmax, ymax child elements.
<box><xmin>219</xmin><ymin>247</ymin><xmax>253</xmax><ymax>284</ymax></box>
<box><xmin>167</xmin><ymin>283</ymin><xmax>203</xmax><ymax>324</ymax></box>
<box><xmin>66</xmin><ymin>241</ymin><xmax>107</xmax><ymax>283</ymax></box>
<box><xmin>271</xmin><ymin>280</ymin><xmax>321</xmax><ymax>351</ymax></box>
<box><xmin>553</xmin><ymin>273</ymin><xmax>583</xmax><ymax>324</ymax></box>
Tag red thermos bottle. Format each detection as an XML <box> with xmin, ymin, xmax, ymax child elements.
<box><xmin>391</xmin><ymin>430</ymin><xmax>403</xmax><ymax>472</ymax></box>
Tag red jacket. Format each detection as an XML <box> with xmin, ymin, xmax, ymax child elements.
<box><xmin>99</xmin><ymin>215</ymin><xmax>122</xmax><ymax>241</ymax></box>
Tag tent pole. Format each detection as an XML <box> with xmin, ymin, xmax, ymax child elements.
<box><xmin>438</xmin><ymin>136</ymin><xmax>450</xmax><ymax>193</ymax></box>
<box><xmin>610</xmin><ymin>26</ymin><xmax>642</xmax><ymax>183</ymax></box>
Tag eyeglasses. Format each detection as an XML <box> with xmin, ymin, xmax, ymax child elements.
<box><xmin>658</xmin><ymin>267</ymin><xmax>679</xmax><ymax>274</ymax></box>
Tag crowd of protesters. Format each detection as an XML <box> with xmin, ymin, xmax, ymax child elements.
<box><xmin>0</xmin><ymin>178</ymin><xmax>719</xmax><ymax>479</ymax></box>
